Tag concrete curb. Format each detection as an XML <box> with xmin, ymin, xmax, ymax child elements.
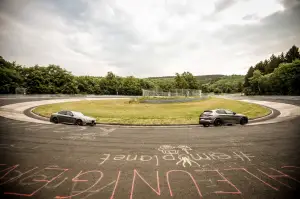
<box><xmin>29</xmin><ymin>107</ymin><xmax>50</xmax><ymax>121</ymax></box>
<box><xmin>246</xmin><ymin>104</ymin><xmax>280</xmax><ymax>123</ymax></box>
<box><xmin>24</xmin><ymin>99</ymin><xmax>276</xmax><ymax>127</ymax></box>
<box><xmin>239</xmin><ymin>99</ymin><xmax>300</xmax><ymax>125</ymax></box>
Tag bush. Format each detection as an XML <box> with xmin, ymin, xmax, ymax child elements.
<box><xmin>213</xmin><ymin>88</ymin><xmax>222</xmax><ymax>94</ymax></box>
<box><xmin>128</xmin><ymin>98</ymin><xmax>139</xmax><ymax>104</ymax></box>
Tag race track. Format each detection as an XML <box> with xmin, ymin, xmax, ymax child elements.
<box><xmin>0</xmin><ymin>96</ymin><xmax>300</xmax><ymax>199</ymax></box>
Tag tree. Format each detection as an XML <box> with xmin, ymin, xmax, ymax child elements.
<box><xmin>254</xmin><ymin>61</ymin><xmax>266</xmax><ymax>74</ymax></box>
<box><xmin>200</xmin><ymin>83</ymin><xmax>210</xmax><ymax>93</ymax></box>
<box><xmin>269</xmin><ymin>59</ymin><xmax>300</xmax><ymax>95</ymax></box>
<box><xmin>207</xmin><ymin>75</ymin><xmax>243</xmax><ymax>94</ymax></box>
<box><xmin>244</xmin><ymin>45</ymin><xmax>300</xmax><ymax>96</ymax></box>
<box><xmin>265</xmin><ymin>54</ymin><xmax>284</xmax><ymax>74</ymax></box>
<box><xmin>0</xmin><ymin>56</ymin><xmax>23</xmax><ymax>94</ymax></box>
<box><xmin>100</xmin><ymin>72</ymin><xmax>120</xmax><ymax>95</ymax></box>
<box><xmin>119</xmin><ymin>76</ymin><xmax>141</xmax><ymax>95</ymax></box>
<box><xmin>237</xmin><ymin>81</ymin><xmax>243</xmax><ymax>92</ymax></box>
<box><xmin>279</xmin><ymin>52</ymin><xmax>285</xmax><ymax>63</ymax></box>
<box><xmin>19</xmin><ymin>64</ymin><xmax>79</xmax><ymax>94</ymax></box>
<box><xmin>139</xmin><ymin>79</ymin><xmax>156</xmax><ymax>90</ymax></box>
<box><xmin>150</xmin><ymin>78</ymin><xmax>175</xmax><ymax>91</ymax></box>
<box><xmin>174</xmin><ymin>73</ymin><xmax>188</xmax><ymax>89</ymax></box>
<box><xmin>61</xmin><ymin>79</ymin><xmax>79</xmax><ymax>94</ymax></box>
<box><xmin>75</xmin><ymin>76</ymin><xmax>101</xmax><ymax>94</ymax></box>
<box><xmin>184</xmin><ymin>72</ymin><xmax>199</xmax><ymax>89</ymax></box>
<box><xmin>244</xmin><ymin>66</ymin><xmax>255</xmax><ymax>88</ymax></box>
<box><xmin>249</xmin><ymin>70</ymin><xmax>263</xmax><ymax>94</ymax></box>
<box><xmin>174</xmin><ymin>72</ymin><xmax>198</xmax><ymax>89</ymax></box>
<box><xmin>213</xmin><ymin>88</ymin><xmax>222</xmax><ymax>94</ymax></box>
<box><xmin>285</xmin><ymin>45</ymin><xmax>300</xmax><ymax>63</ymax></box>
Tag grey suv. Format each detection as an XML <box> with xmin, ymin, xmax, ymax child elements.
<box><xmin>199</xmin><ymin>109</ymin><xmax>248</xmax><ymax>127</ymax></box>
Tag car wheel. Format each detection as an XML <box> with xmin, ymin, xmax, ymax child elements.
<box><xmin>240</xmin><ymin>117</ymin><xmax>248</xmax><ymax>125</ymax></box>
<box><xmin>213</xmin><ymin>118</ymin><xmax>222</xmax><ymax>126</ymax></box>
<box><xmin>76</xmin><ymin>119</ymin><xmax>83</xmax><ymax>126</ymax></box>
<box><xmin>203</xmin><ymin>124</ymin><xmax>209</xmax><ymax>127</ymax></box>
<box><xmin>52</xmin><ymin>117</ymin><xmax>58</xmax><ymax>124</ymax></box>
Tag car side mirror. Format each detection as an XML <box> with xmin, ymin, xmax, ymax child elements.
<box><xmin>233</xmin><ymin>112</ymin><xmax>236</xmax><ymax>115</ymax></box>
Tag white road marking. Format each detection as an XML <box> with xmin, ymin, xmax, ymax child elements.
<box><xmin>97</xmin><ymin>127</ymin><xmax>116</xmax><ymax>136</ymax></box>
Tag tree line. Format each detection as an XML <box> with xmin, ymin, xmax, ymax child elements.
<box><xmin>0</xmin><ymin>56</ymin><xmax>245</xmax><ymax>95</ymax></box>
<box><xmin>243</xmin><ymin>45</ymin><xmax>300</xmax><ymax>95</ymax></box>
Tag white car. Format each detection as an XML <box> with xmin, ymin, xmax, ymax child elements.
<box><xmin>50</xmin><ymin>110</ymin><xmax>96</xmax><ymax>126</ymax></box>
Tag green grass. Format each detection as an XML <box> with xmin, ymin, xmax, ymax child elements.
<box><xmin>33</xmin><ymin>97</ymin><xmax>270</xmax><ymax>125</ymax></box>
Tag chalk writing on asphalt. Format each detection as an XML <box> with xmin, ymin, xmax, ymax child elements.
<box><xmin>0</xmin><ymin>164</ymin><xmax>300</xmax><ymax>198</ymax></box>
<box><xmin>61</xmin><ymin>128</ymin><xmax>116</xmax><ymax>140</ymax></box>
<box><xmin>98</xmin><ymin>145</ymin><xmax>255</xmax><ymax>167</ymax></box>
<box><xmin>1</xmin><ymin>145</ymin><xmax>298</xmax><ymax>198</ymax></box>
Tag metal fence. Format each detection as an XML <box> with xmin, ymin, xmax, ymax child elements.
<box><xmin>15</xmin><ymin>87</ymin><xmax>27</xmax><ymax>95</ymax></box>
<box><xmin>142</xmin><ymin>89</ymin><xmax>202</xmax><ymax>97</ymax></box>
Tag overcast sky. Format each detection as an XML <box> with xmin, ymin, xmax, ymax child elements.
<box><xmin>0</xmin><ymin>0</ymin><xmax>299</xmax><ymax>77</ymax></box>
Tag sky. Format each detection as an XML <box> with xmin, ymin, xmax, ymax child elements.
<box><xmin>0</xmin><ymin>0</ymin><xmax>299</xmax><ymax>78</ymax></box>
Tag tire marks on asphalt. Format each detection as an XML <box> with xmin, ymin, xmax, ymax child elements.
<box><xmin>60</xmin><ymin>127</ymin><xmax>116</xmax><ymax>141</ymax></box>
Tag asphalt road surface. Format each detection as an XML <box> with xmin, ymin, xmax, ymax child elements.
<box><xmin>0</xmin><ymin>97</ymin><xmax>300</xmax><ymax>199</ymax></box>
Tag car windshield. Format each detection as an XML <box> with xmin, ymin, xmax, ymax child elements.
<box><xmin>225</xmin><ymin>110</ymin><xmax>234</xmax><ymax>114</ymax></box>
<box><xmin>201</xmin><ymin>110</ymin><xmax>212</xmax><ymax>116</ymax></box>
<box><xmin>72</xmin><ymin>112</ymin><xmax>84</xmax><ymax>117</ymax></box>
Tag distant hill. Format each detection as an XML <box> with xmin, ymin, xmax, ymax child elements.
<box><xmin>147</xmin><ymin>74</ymin><xmax>224</xmax><ymax>80</ymax></box>
<box><xmin>147</xmin><ymin>74</ymin><xmax>226</xmax><ymax>84</ymax></box>
<box><xmin>195</xmin><ymin>75</ymin><xmax>226</xmax><ymax>84</ymax></box>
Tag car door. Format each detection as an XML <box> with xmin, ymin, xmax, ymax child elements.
<box><xmin>57</xmin><ymin>111</ymin><xmax>68</xmax><ymax>123</ymax></box>
<box><xmin>66</xmin><ymin>111</ymin><xmax>76</xmax><ymax>124</ymax></box>
<box><xmin>216</xmin><ymin>109</ymin><xmax>229</xmax><ymax>123</ymax></box>
<box><xmin>224</xmin><ymin>110</ymin><xmax>236</xmax><ymax>124</ymax></box>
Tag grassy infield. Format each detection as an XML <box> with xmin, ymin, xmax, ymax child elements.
<box><xmin>33</xmin><ymin>97</ymin><xmax>270</xmax><ymax>125</ymax></box>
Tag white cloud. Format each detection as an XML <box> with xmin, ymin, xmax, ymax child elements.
<box><xmin>0</xmin><ymin>0</ymin><xmax>299</xmax><ymax>77</ymax></box>
<box><xmin>217</xmin><ymin>0</ymin><xmax>284</xmax><ymax>24</ymax></box>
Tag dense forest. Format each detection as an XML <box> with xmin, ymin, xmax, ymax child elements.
<box><xmin>0</xmin><ymin>45</ymin><xmax>299</xmax><ymax>96</ymax></box>
<box><xmin>244</xmin><ymin>45</ymin><xmax>300</xmax><ymax>95</ymax></box>
<box><xmin>0</xmin><ymin>57</ymin><xmax>243</xmax><ymax>95</ymax></box>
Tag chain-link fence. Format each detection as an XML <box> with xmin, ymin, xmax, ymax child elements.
<box><xmin>142</xmin><ymin>89</ymin><xmax>202</xmax><ymax>97</ymax></box>
<box><xmin>15</xmin><ymin>87</ymin><xmax>27</xmax><ymax>95</ymax></box>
